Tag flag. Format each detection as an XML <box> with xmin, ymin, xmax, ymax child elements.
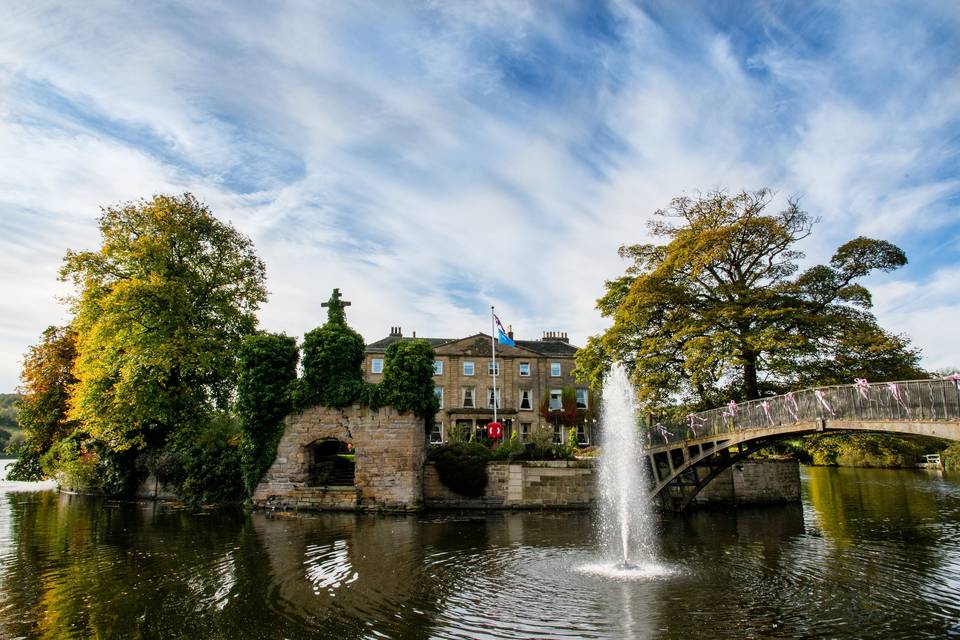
<box><xmin>494</xmin><ymin>313</ymin><xmax>515</xmax><ymax>347</ymax></box>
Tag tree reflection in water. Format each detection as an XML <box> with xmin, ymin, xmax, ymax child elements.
<box><xmin>2</xmin><ymin>470</ymin><xmax>960</xmax><ymax>639</ymax></box>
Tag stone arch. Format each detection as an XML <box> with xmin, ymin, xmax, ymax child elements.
<box><xmin>252</xmin><ymin>404</ymin><xmax>426</xmax><ymax>511</ymax></box>
<box><xmin>650</xmin><ymin>420</ymin><xmax>960</xmax><ymax>510</ymax></box>
<box><xmin>306</xmin><ymin>438</ymin><xmax>356</xmax><ymax>487</ymax></box>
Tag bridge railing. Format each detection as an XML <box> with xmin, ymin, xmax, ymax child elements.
<box><xmin>649</xmin><ymin>378</ymin><xmax>960</xmax><ymax>447</ymax></box>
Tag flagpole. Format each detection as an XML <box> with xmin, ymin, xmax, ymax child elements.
<box><xmin>491</xmin><ymin>306</ymin><xmax>498</xmax><ymax>425</ymax></box>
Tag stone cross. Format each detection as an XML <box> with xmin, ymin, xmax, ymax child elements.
<box><xmin>321</xmin><ymin>288</ymin><xmax>351</xmax><ymax>324</ymax></box>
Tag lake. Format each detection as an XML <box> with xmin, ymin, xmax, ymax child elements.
<box><xmin>2</xmin><ymin>463</ymin><xmax>959</xmax><ymax>639</ymax></box>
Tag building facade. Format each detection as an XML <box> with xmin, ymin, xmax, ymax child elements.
<box><xmin>364</xmin><ymin>327</ymin><xmax>594</xmax><ymax>446</ymax></box>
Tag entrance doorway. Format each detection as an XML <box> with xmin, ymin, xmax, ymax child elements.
<box><xmin>306</xmin><ymin>439</ymin><xmax>355</xmax><ymax>486</ymax></box>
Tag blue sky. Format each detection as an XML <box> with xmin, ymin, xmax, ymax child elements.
<box><xmin>0</xmin><ymin>1</ymin><xmax>958</xmax><ymax>390</ymax></box>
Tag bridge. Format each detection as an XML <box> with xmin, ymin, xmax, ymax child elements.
<box><xmin>643</xmin><ymin>377</ymin><xmax>960</xmax><ymax>510</ymax></box>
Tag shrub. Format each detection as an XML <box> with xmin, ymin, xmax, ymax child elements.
<box><xmin>790</xmin><ymin>433</ymin><xmax>939</xmax><ymax>468</ymax></box>
<box><xmin>943</xmin><ymin>444</ymin><xmax>960</xmax><ymax>471</ymax></box>
<box><xmin>5</xmin><ymin>436</ymin><xmax>43</xmax><ymax>481</ymax></box>
<box><xmin>164</xmin><ymin>414</ymin><xmax>245</xmax><ymax>506</ymax></box>
<box><xmin>429</xmin><ymin>443</ymin><xmax>491</xmax><ymax>497</ymax></box>
<box><xmin>40</xmin><ymin>432</ymin><xmax>99</xmax><ymax>492</ymax></box>
<box><xmin>489</xmin><ymin>429</ymin><xmax>524</xmax><ymax>461</ymax></box>
<box><xmin>515</xmin><ymin>424</ymin><xmax>573</xmax><ymax>461</ymax></box>
<box><xmin>566</xmin><ymin>427</ymin><xmax>578</xmax><ymax>458</ymax></box>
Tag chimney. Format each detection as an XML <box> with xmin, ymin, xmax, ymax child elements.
<box><xmin>507</xmin><ymin>324</ymin><xmax>514</xmax><ymax>340</ymax></box>
<box><xmin>542</xmin><ymin>331</ymin><xmax>569</xmax><ymax>344</ymax></box>
<box><xmin>390</xmin><ymin>326</ymin><xmax>402</xmax><ymax>337</ymax></box>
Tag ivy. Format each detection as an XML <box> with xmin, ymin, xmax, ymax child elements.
<box><xmin>539</xmin><ymin>387</ymin><xmax>598</xmax><ymax>427</ymax></box>
<box><xmin>234</xmin><ymin>290</ymin><xmax>439</xmax><ymax>497</ymax></box>
<box><xmin>379</xmin><ymin>339</ymin><xmax>439</xmax><ymax>431</ymax></box>
<box><xmin>295</xmin><ymin>290</ymin><xmax>437</xmax><ymax>424</ymax></box>
<box><xmin>236</xmin><ymin>333</ymin><xmax>299</xmax><ymax>495</ymax></box>
<box><xmin>298</xmin><ymin>291</ymin><xmax>366</xmax><ymax>408</ymax></box>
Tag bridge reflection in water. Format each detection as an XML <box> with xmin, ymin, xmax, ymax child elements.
<box><xmin>646</xmin><ymin>378</ymin><xmax>960</xmax><ymax>510</ymax></box>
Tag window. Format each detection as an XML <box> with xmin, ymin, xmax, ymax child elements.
<box><xmin>430</xmin><ymin>422</ymin><xmax>443</xmax><ymax>444</ymax></box>
<box><xmin>575</xmin><ymin>388</ymin><xmax>588</xmax><ymax>409</ymax></box>
<box><xmin>486</xmin><ymin>388</ymin><xmax>501</xmax><ymax>409</ymax></box>
<box><xmin>520</xmin><ymin>422</ymin><xmax>531</xmax><ymax>441</ymax></box>
<box><xmin>519</xmin><ymin>389</ymin><xmax>532</xmax><ymax>410</ymax></box>
<box><xmin>487</xmin><ymin>361</ymin><xmax>500</xmax><ymax>376</ymax></box>
<box><xmin>550</xmin><ymin>362</ymin><xmax>561</xmax><ymax>377</ymax></box>
<box><xmin>577</xmin><ymin>424</ymin><xmax>588</xmax><ymax>445</ymax></box>
<box><xmin>519</xmin><ymin>362</ymin><xmax>530</xmax><ymax>377</ymax></box>
<box><xmin>371</xmin><ymin>358</ymin><xmax>384</xmax><ymax>374</ymax></box>
<box><xmin>553</xmin><ymin>422</ymin><xmax>563</xmax><ymax>444</ymax></box>
<box><xmin>549</xmin><ymin>389</ymin><xmax>563</xmax><ymax>411</ymax></box>
<box><xmin>463</xmin><ymin>361</ymin><xmax>475</xmax><ymax>376</ymax></box>
<box><xmin>476</xmin><ymin>421</ymin><xmax>488</xmax><ymax>439</ymax></box>
<box><xmin>434</xmin><ymin>386</ymin><xmax>444</xmax><ymax>409</ymax></box>
<box><xmin>433</xmin><ymin>360</ymin><xmax>443</xmax><ymax>375</ymax></box>
<box><xmin>462</xmin><ymin>387</ymin><xmax>475</xmax><ymax>408</ymax></box>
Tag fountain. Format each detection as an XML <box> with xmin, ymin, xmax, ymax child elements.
<box><xmin>580</xmin><ymin>363</ymin><xmax>671</xmax><ymax>579</ymax></box>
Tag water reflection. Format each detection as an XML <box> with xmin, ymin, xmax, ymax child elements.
<box><xmin>1</xmin><ymin>468</ymin><xmax>959</xmax><ymax>638</ymax></box>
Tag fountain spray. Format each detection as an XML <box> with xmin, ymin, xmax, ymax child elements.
<box><xmin>597</xmin><ymin>364</ymin><xmax>655</xmax><ymax>568</ymax></box>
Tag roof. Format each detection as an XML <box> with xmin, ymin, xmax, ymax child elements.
<box><xmin>514</xmin><ymin>339</ymin><xmax>579</xmax><ymax>357</ymax></box>
<box><xmin>365</xmin><ymin>335</ymin><xmax>455</xmax><ymax>354</ymax></box>
<box><xmin>365</xmin><ymin>333</ymin><xmax>579</xmax><ymax>356</ymax></box>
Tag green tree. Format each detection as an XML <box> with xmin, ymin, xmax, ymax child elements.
<box><xmin>236</xmin><ymin>333</ymin><xmax>299</xmax><ymax>494</ymax></box>
<box><xmin>6</xmin><ymin>326</ymin><xmax>79</xmax><ymax>481</ymax></box>
<box><xmin>577</xmin><ymin>189</ymin><xmax>922</xmax><ymax>409</ymax></box>
<box><xmin>379</xmin><ymin>339</ymin><xmax>438</xmax><ymax>431</ymax></box>
<box><xmin>61</xmin><ymin>193</ymin><xmax>267</xmax><ymax>455</ymax></box>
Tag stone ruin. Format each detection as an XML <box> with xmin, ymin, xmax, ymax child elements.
<box><xmin>251</xmin><ymin>404</ymin><xmax>426</xmax><ymax>511</ymax></box>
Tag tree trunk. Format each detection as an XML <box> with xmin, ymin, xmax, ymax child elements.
<box><xmin>742</xmin><ymin>349</ymin><xmax>760</xmax><ymax>400</ymax></box>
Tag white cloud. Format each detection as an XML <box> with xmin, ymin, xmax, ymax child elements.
<box><xmin>0</xmin><ymin>1</ymin><xmax>957</xmax><ymax>391</ymax></box>
<box><xmin>872</xmin><ymin>267</ymin><xmax>960</xmax><ymax>371</ymax></box>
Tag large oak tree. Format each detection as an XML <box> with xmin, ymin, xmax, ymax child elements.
<box><xmin>61</xmin><ymin>193</ymin><xmax>267</xmax><ymax>453</ymax></box>
<box><xmin>576</xmin><ymin>189</ymin><xmax>924</xmax><ymax>410</ymax></box>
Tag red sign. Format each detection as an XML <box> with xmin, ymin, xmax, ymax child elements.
<box><xmin>487</xmin><ymin>421</ymin><xmax>503</xmax><ymax>439</ymax></box>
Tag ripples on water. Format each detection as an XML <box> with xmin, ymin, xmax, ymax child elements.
<box><xmin>2</xmin><ymin>462</ymin><xmax>960</xmax><ymax>638</ymax></box>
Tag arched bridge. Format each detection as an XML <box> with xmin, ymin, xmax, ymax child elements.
<box><xmin>644</xmin><ymin>377</ymin><xmax>960</xmax><ymax>510</ymax></box>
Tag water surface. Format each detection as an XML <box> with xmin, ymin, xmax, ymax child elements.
<box><xmin>2</xmin><ymin>463</ymin><xmax>959</xmax><ymax>639</ymax></box>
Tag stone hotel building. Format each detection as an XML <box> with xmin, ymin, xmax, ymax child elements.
<box><xmin>364</xmin><ymin>327</ymin><xmax>593</xmax><ymax>445</ymax></box>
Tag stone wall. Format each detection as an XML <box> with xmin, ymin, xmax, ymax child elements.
<box><xmin>424</xmin><ymin>460</ymin><xmax>595</xmax><ymax>509</ymax></box>
<box><xmin>693</xmin><ymin>459</ymin><xmax>800</xmax><ymax>505</ymax></box>
<box><xmin>425</xmin><ymin>459</ymin><xmax>800</xmax><ymax>509</ymax></box>
<box><xmin>252</xmin><ymin>404</ymin><xmax>426</xmax><ymax>511</ymax></box>
<box><xmin>134</xmin><ymin>473</ymin><xmax>178</xmax><ymax>501</ymax></box>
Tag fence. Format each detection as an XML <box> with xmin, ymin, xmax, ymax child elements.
<box><xmin>647</xmin><ymin>378</ymin><xmax>960</xmax><ymax>447</ymax></box>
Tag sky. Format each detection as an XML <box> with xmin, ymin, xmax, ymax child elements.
<box><xmin>0</xmin><ymin>1</ymin><xmax>958</xmax><ymax>391</ymax></box>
